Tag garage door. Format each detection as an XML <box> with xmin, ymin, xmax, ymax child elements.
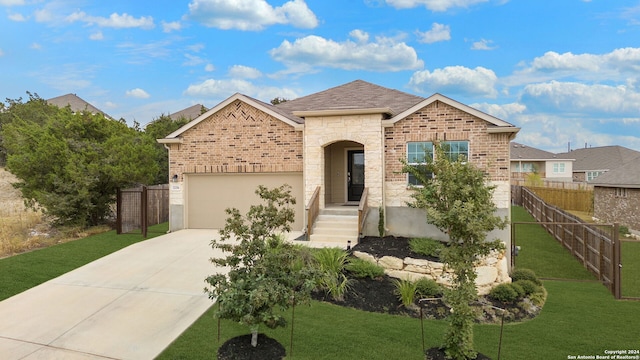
<box><xmin>185</xmin><ymin>172</ymin><xmax>304</xmax><ymax>230</ymax></box>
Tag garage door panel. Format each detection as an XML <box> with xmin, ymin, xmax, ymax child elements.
<box><xmin>186</xmin><ymin>173</ymin><xmax>303</xmax><ymax>230</ymax></box>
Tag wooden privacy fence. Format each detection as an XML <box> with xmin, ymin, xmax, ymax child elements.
<box><xmin>526</xmin><ymin>186</ymin><xmax>593</xmax><ymax>213</ymax></box>
<box><xmin>116</xmin><ymin>184</ymin><xmax>169</xmax><ymax>237</ymax></box>
<box><xmin>513</xmin><ymin>186</ymin><xmax>622</xmax><ymax>299</ymax></box>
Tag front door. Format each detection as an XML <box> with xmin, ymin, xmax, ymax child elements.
<box><xmin>347</xmin><ymin>150</ymin><xmax>364</xmax><ymax>202</ymax></box>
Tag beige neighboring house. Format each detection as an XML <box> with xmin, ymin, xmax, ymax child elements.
<box><xmin>556</xmin><ymin>145</ymin><xmax>640</xmax><ymax>182</ymax></box>
<box><xmin>590</xmin><ymin>157</ymin><xmax>640</xmax><ymax>233</ymax></box>
<box><xmin>158</xmin><ymin>80</ymin><xmax>519</xmax><ymax>257</ymax></box>
<box><xmin>46</xmin><ymin>93</ymin><xmax>112</xmax><ymax>119</ymax></box>
<box><xmin>510</xmin><ymin>142</ymin><xmax>573</xmax><ymax>182</ymax></box>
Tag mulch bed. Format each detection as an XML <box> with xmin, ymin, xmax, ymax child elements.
<box><xmin>217</xmin><ymin>334</ymin><xmax>286</xmax><ymax>360</ymax></box>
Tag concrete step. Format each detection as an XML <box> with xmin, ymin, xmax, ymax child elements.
<box><xmin>321</xmin><ymin>207</ymin><xmax>359</xmax><ymax>216</ymax></box>
<box><xmin>308</xmin><ymin>234</ymin><xmax>357</xmax><ymax>249</ymax></box>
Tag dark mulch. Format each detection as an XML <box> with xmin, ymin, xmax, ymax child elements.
<box><xmin>352</xmin><ymin>235</ymin><xmax>440</xmax><ymax>262</ymax></box>
<box><xmin>425</xmin><ymin>347</ymin><xmax>491</xmax><ymax>360</ymax></box>
<box><xmin>217</xmin><ymin>334</ymin><xmax>285</xmax><ymax>360</ymax></box>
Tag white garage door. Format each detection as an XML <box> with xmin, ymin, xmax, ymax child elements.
<box><xmin>185</xmin><ymin>172</ymin><xmax>304</xmax><ymax>230</ymax></box>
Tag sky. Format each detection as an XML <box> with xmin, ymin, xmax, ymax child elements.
<box><xmin>1</xmin><ymin>0</ymin><xmax>640</xmax><ymax>153</ymax></box>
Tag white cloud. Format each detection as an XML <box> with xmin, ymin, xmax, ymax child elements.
<box><xmin>416</xmin><ymin>23</ymin><xmax>450</xmax><ymax>43</ymax></box>
<box><xmin>228</xmin><ymin>65</ymin><xmax>262</xmax><ymax>79</ymax></box>
<box><xmin>409</xmin><ymin>65</ymin><xmax>498</xmax><ymax>97</ymax></box>
<box><xmin>89</xmin><ymin>31</ymin><xmax>104</xmax><ymax>40</ymax></box>
<box><xmin>0</xmin><ymin>48</ymin><xmax>4</xmax><ymax>57</ymax></box>
<box><xmin>522</xmin><ymin>80</ymin><xmax>640</xmax><ymax>116</ymax></box>
<box><xmin>205</xmin><ymin>63</ymin><xmax>215</xmax><ymax>72</ymax></box>
<box><xmin>162</xmin><ymin>20</ymin><xmax>182</xmax><ymax>32</ymax></box>
<box><xmin>187</xmin><ymin>0</ymin><xmax>318</xmax><ymax>31</ymax></box>
<box><xmin>30</xmin><ymin>43</ymin><xmax>41</xmax><ymax>50</ymax></box>
<box><xmin>66</xmin><ymin>11</ymin><xmax>154</xmax><ymax>29</ymax></box>
<box><xmin>470</xmin><ymin>102</ymin><xmax>526</xmax><ymax>120</ymax></box>
<box><xmin>126</xmin><ymin>88</ymin><xmax>151</xmax><ymax>99</ymax></box>
<box><xmin>183</xmin><ymin>78</ymin><xmax>299</xmax><ymax>102</ymax></box>
<box><xmin>270</xmin><ymin>32</ymin><xmax>424</xmax><ymax>72</ymax></box>
<box><xmin>350</xmin><ymin>29</ymin><xmax>369</xmax><ymax>43</ymax></box>
<box><xmin>8</xmin><ymin>12</ymin><xmax>26</xmax><ymax>21</ymax></box>
<box><xmin>0</xmin><ymin>0</ymin><xmax>24</xmax><ymax>5</ymax></box>
<box><xmin>471</xmin><ymin>38</ymin><xmax>496</xmax><ymax>50</ymax></box>
<box><xmin>183</xmin><ymin>54</ymin><xmax>205</xmax><ymax>66</ymax></box>
<box><xmin>385</xmin><ymin>0</ymin><xmax>488</xmax><ymax>11</ymax></box>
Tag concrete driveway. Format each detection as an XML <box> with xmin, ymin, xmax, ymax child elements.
<box><xmin>0</xmin><ymin>229</ymin><xmax>223</xmax><ymax>360</ymax></box>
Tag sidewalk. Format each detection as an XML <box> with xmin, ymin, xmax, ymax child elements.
<box><xmin>0</xmin><ymin>229</ymin><xmax>221</xmax><ymax>360</ymax></box>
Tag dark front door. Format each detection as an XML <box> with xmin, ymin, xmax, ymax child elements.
<box><xmin>347</xmin><ymin>150</ymin><xmax>364</xmax><ymax>202</ymax></box>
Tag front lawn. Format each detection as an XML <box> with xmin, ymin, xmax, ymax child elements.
<box><xmin>0</xmin><ymin>223</ymin><xmax>168</xmax><ymax>301</ymax></box>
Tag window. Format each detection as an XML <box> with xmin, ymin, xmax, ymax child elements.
<box><xmin>515</xmin><ymin>163</ymin><xmax>535</xmax><ymax>173</ymax></box>
<box><xmin>406</xmin><ymin>141</ymin><xmax>469</xmax><ymax>185</ymax></box>
<box><xmin>553</xmin><ymin>163</ymin><xmax>565</xmax><ymax>173</ymax></box>
<box><xmin>587</xmin><ymin>171</ymin><xmax>605</xmax><ymax>181</ymax></box>
<box><xmin>615</xmin><ymin>188</ymin><xmax>628</xmax><ymax>198</ymax></box>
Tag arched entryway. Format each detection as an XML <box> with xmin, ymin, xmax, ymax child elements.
<box><xmin>323</xmin><ymin>140</ymin><xmax>364</xmax><ymax>205</ymax></box>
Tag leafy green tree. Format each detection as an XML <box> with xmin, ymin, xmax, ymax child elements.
<box><xmin>143</xmin><ymin>114</ymin><xmax>190</xmax><ymax>184</ymax></box>
<box><xmin>205</xmin><ymin>185</ymin><xmax>319</xmax><ymax>348</ymax></box>
<box><xmin>1</xmin><ymin>98</ymin><xmax>158</xmax><ymax>227</ymax></box>
<box><xmin>403</xmin><ymin>144</ymin><xmax>507</xmax><ymax>360</ymax></box>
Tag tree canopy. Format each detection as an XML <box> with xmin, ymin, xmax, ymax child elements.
<box><xmin>143</xmin><ymin>114</ymin><xmax>190</xmax><ymax>184</ymax></box>
<box><xmin>1</xmin><ymin>94</ymin><xmax>158</xmax><ymax>227</ymax></box>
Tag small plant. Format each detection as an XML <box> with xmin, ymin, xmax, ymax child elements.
<box><xmin>415</xmin><ymin>277</ymin><xmax>443</xmax><ymax>298</ymax></box>
<box><xmin>393</xmin><ymin>278</ymin><xmax>418</xmax><ymax>308</ymax></box>
<box><xmin>345</xmin><ymin>257</ymin><xmax>385</xmax><ymax>279</ymax></box>
<box><xmin>619</xmin><ymin>225</ymin><xmax>630</xmax><ymax>237</ymax></box>
<box><xmin>511</xmin><ymin>268</ymin><xmax>542</xmax><ymax>285</ymax></box>
<box><xmin>514</xmin><ymin>279</ymin><xmax>540</xmax><ymax>296</ymax></box>
<box><xmin>409</xmin><ymin>237</ymin><xmax>445</xmax><ymax>258</ymax></box>
<box><xmin>488</xmin><ymin>283</ymin><xmax>519</xmax><ymax>303</ymax></box>
<box><xmin>322</xmin><ymin>272</ymin><xmax>353</xmax><ymax>302</ymax></box>
<box><xmin>378</xmin><ymin>207</ymin><xmax>385</xmax><ymax>238</ymax></box>
<box><xmin>314</xmin><ymin>247</ymin><xmax>350</xmax><ymax>274</ymax></box>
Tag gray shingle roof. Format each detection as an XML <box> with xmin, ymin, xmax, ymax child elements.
<box><xmin>169</xmin><ymin>104</ymin><xmax>206</xmax><ymax>121</ymax></box>
<box><xmin>556</xmin><ymin>146</ymin><xmax>640</xmax><ymax>171</ymax></box>
<box><xmin>46</xmin><ymin>94</ymin><xmax>110</xmax><ymax>118</ymax></box>
<box><xmin>510</xmin><ymin>142</ymin><xmax>561</xmax><ymax>160</ymax></box>
<box><xmin>274</xmin><ymin>80</ymin><xmax>424</xmax><ymax>119</ymax></box>
<box><xmin>589</xmin><ymin>156</ymin><xmax>640</xmax><ymax>188</ymax></box>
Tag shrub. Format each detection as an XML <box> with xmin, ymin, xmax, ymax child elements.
<box><xmin>619</xmin><ymin>225</ymin><xmax>630</xmax><ymax>237</ymax></box>
<box><xmin>393</xmin><ymin>278</ymin><xmax>418</xmax><ymax>308</ymax></box>
<box><xmin>415</xmin><ymin>277</ymin><xmax>443</xmax><ymax>298</ymax></box>
<box><xmin>378</xmin><ymin>207</ymin><xmax>385</xmax><ymax>237</ymax></box>
<box><xmin>345</xmin><ymin>257</ymin><xmax>385</xmax><ymax>279</ymax></box>
<box><xmin>510</xmin><ymin>282</ymin><xmax>526</xmax><ymax>298</ymax></box>
<box><xmin>313</xmin><ymin>247</ymin><xmax>350</xmax><ymax>275</ymax></box>
<box><xmin>409</xmin><ymin>237</ymin><xmax>445</xmax><ymax>258</ymax></box>
<box><xmin>488</xmin><ymin>283</ymin><xmax>519</xmax><ymax>303</ymax></box>
<box><xmin>511</xmin><ymin>268</ymin><xmax>542</xmax><ymax>285</ymax></box>
<box><xmin>514</xmin><ymin>279</ymin><xmax>540</xmax><ymax>296</ymax></box>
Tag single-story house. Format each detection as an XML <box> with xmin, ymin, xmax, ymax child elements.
<box><xmin>158</xmin><ymin>80</ymin><xmax>519</xmax><ymax>257</ymax></box>
<box><xmin>590</xmin><ymin>157</ymin><xmax>640</xmax><ymax>233</ymax></box>
<box><xmin>556</xmin><ymin>146</ymin><xmax>640</xmax><ymax>182</ymax></box>
<box><xmin>510</xmin><ymin>142</ymin><xmax>573</xmax><ymax>182</ymax></box>
<box><xmin>168</xmin><ymin>104</ymin><xmax>207</xmax><ymax>121</ymax></box>
<box><xmin>47</xmin><ymin>93</ymin><xmax>112</xmax><ymax>119</ymax></box>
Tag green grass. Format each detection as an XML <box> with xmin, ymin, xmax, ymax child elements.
<box><xmin>511</xmin><ymin>206</ymin><xmax>595</xmax><ymax>280</ymax></box>
<box><xmin>0</xmin><ymin>223</ymin><xmax>168</xmax><ymax>301</ymax></box>
<box><xmin>622</xmin><ymin>240</ymin><xmax>640</xmax><ymax>298</ymax></box>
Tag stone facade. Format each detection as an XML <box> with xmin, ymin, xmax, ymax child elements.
<box><xmin>353</xmin><ymin>247</ymin><xmax>511</xmax><ymax>295</ymax></box>
<box><xmin>594</xmin><ymin>187</ymin><xmax>640</xmax><ymax>231</ymax></box>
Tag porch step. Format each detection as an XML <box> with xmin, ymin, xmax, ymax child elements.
<box><xmin>309</xmin><ymin>207</ymin><xmax>359</xmax><ymax>248</ymax></box>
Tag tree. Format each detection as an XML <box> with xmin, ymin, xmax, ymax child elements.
<box><xmin>205</xmin><ymin>185</ymin><xmax>319</xmax><ymax>348</ymax></box>
<box><xmin>403</xmin><ymin>143</ymin><xmax>507</xmax><ymax>360</ymax></box>
<box><xmin>1</xmin><ymin>97</ymin><xmax>158</xmax><ymax>227</ymax></box>
<box><xmin>143</xmin><ymin>114</ymin><xmax>190</xmax><ymax>184</ymax></box>
<box><xmin>270</xmin><ymin>97</ymin><xmax>288</xmax><ymax>105</ymax></box>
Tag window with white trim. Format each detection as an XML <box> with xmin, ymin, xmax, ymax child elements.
<box><xmin>406</xmin><ymin>141</ymin><xmax>469</xmax><ymax>185</ymax></box>
<box><xmin>553</xmin><ymin>163</ymin><xmax>565</xmax><ymax>174</ymax></box>
<box><xmin>587</xmin><ymin>171</ymin><xmax>605</xmax><ymax>181</ymax></box>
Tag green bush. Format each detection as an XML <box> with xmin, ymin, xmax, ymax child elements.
<box><xmin>488</xmin><ymin>283</ymin><xmax>519</xmax><ymax>303</ymax></box>
<box><xmin>514</xmin><ymin>279</ymin><xmax>540</xmax><ymax>296</ymax></box>
<box><xmin>409</xmin><ymin>237</ymin><xmax>445</xmax><ymax>258</ymax></box>
<box><xmin>414</xmin><ymin>277</ymin><xmax>443</xmax><ymax>298</ymax></box>
<box><xmin>510</xmin><ymin>282</ymin><xmax>526</xmax><ymax>298</ymax></box>
<box><xmin>511</xmin><ymin>268</ymin><xmax>542</xmax><ymax>285</ymax></box>
<box><xmin>313</xmin><ymin>247</ymin><xmax>350</xmax><ymax>275</ymax></box>
<box><xmin>345</xmin><ymin>257</ymin><xmax>385</xmax><ymax>279</ymax></box>
<box><xmin>619</xmin><ymin>225</ymin><xmax>630</xmax><ymax>236</ymax></box>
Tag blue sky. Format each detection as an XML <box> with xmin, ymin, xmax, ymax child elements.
<box><xmin>1</xmin><ymin>0</ymin><xmax>640</xmax><ymax>153</ymax></box>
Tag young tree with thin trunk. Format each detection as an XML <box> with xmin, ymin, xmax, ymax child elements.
<box><xmin>403</xmin><ymin>143</ymin><xmax>507</xmax><ymax>360</ymax></box>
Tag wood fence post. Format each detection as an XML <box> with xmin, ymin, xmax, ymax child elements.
<box><xmin>141</xmin><ymin>186</ymin><xmax>148</xmax><ymax>238</ymax></box>
<box><xmin>613</xmin><ymin>223</ymin><xmax>621</xmax><ymax>299</ymax></box>
<box><xmin>116</xmin><ymin>188</ymin><xmax>122</xmax><ymax>234</ymax></box>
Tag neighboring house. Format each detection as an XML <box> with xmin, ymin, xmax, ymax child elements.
<box><xmin>590</xmin><ymin>157</ymin><xmax>640</xmax><ymax>233</ymax></box>
<box><xmin>556</xmin><ymin>146</ymin><xmax>640</xmax><ymax>182</ymax></box>
<box><xmin>158</xmin><ymin>80</ymin><xmax>519</xmax><ymax>257</ymax></box>
<box><xmin>168</xmin><ymin>104</ymin><xmax>207</xmax><ymax>121</ymax></box>
<box><xmin>46</xmin><ymin>93</ymin><xmax>112</xmax><ymax>119</ymax></box>
<box><xmin>510</xmin><ymin>142</ymin><xmax>573</xmax><ymax>182</ymax></box>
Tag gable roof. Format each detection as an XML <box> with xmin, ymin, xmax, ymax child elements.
<box><xmin>169</xmin><ymin>104</ymin><xmax>206</xmax><ymax>121</ymax></box>
<box><xmin>47</xmin><ymin>93</ymin><xmax>111</xmax><ymax>118</ymax></box>
<box><xmin>556</xmin><ymin>146</ymin><xmax>640</xmax><ymax>172</ymax></box>
<box><xmin>160</xmin><ymin>80</ymin><xmax>519</xmax><ymax>141</ymax></box>
<box><xmin>589</xmin><ymin>156</ymin><xmax>640</xmax><ymax>188</ymax></box>
<box><xmin>510</xmin><ymin>142</ymin><xmax>566</xmax><ymax>161</ymax></box>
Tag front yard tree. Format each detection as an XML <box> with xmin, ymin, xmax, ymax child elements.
<box><xmin>1</xmin><ymin>97</ymin><xmax>158</xmax><ymax>227</ymax></box>
<box><xmin>205</xmin><ymin>185</ymin><xmax>319</xmax><ymax>348</ymax></box>
<box><xmin>403</xmin><ymin>143</ymin><xmax>507</xmax><ymax>360</ymax></box>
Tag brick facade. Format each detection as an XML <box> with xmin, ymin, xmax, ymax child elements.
<box><xmin>594</xmin><ymin>187</ymin><xmax>640</xmax><ymax>231</ymax></box>
<box><xmin>168</xmin><ymin>100</ymin><xmax>303</xmax><ymax>180</ymax></box>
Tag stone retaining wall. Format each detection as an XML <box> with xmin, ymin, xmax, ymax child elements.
<box><xmin>353</xmin><ymin>248</ymin><xmax>511</xmax><ymax>295</ymax></box>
